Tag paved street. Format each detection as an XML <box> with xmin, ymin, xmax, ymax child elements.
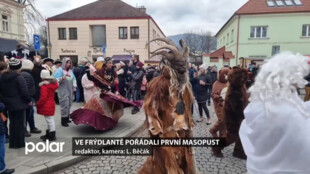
<box><xmin>53</xmin><ymin>102</ymin><xmax>247</xmax><ymax>174</ymax></box>
<box><xmin>5</xmin><ymin>103</ymin><xmax>145</xmax><ymax>174</ymax></box>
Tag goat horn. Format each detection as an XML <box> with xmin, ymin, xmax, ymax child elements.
<box><xmin>150</xmin><ymin>45</ymin><xmax>179</xmax><ymax>56</ymax></box>
<box><xmin>149</xmin><ymin>38</ymin><xmax>177</xmax><ymax>47</ymax></box>
<box><xmin>151</xmin><ymin>51</ymin><xmax>174</xmax><ymax>60</ymax></box>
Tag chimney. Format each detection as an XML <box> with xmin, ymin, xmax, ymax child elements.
<box><xmin>137</xmin><ymin>6</ymin><xmax>146</xmax><ymax>13</ymax></box>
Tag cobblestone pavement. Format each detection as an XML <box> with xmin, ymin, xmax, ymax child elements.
<box><xmin>54</xmin><ymin>102</ymin><xmax>247</xmax><ymax>174</ymax></box>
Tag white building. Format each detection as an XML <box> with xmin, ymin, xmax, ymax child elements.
<box><xmin>0</xmin><ymin>0</ymin><xmax>25</xmax><ymax>54</ymax></box>
<box><xmin>47</xmin><ymin>0</ymin><xmax>165</xmax><ymax>64</ymax></box>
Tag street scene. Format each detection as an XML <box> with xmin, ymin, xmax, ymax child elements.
<box><xmin>1</xmin><ymin>0</ymin><xmax>310</xmax><ymax>174</ymax></box>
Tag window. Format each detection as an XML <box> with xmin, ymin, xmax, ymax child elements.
<box><xmin>284</xmin><ymin>0</ymin><xmax>294</xmax><ymax>6</ymax></box>
<box><xmin>210</xmin><ymin>57</ymin><xmax>219</xmax><ymax>62</ymax></box>
<box><xmin>227</xmin><ymin>33</ymin><xmax>229</xmax><ymax>45</ymax></box>
<box><xmin>267</xmin><ymin>0</ymin><xmax>276</xmax><ymax>7</ymax></box>
<box><xmin>91</xmin><ymin>25</ymin><xmax>106</xmax><ymax>47</ymax></box>
<box><xmin>58</xmin><ymin>28</ymin><xmax>66</xmax><ymax>40</ymax></box>
<box><xmin>223</xmin><ymin>37</ymin><xmax>225</xmax><ymax>45</ymax></box>
<box><xmin>152</xmin><ymin>29</ymin><xmax>156</xmax><ymax>39</ymax></box>
<box><xmin>119</xmin><ymin>27</ymin><xmax>127</xmax><ymax>39</ymax></box>
<box><xmin>231</xmin><ymin>29</ymin><xmax>234</xmax><ymax>42</ymax></box>
<box><xmin>250</xmin><ymin>26</ymin><xmax>268</xmax><ymax>38</ymax></box>
<box><xmin>272</xmin><ymin>45</ymin><xmax>280</xmax><ymax>55</ymax></box>
<box><xmin>293</xmin><ymin>0</ymin><xmax>302</xmax><ymax>5</ymax></box>
<box><xmin>2</xmin><ymin>15</ymin><xmax>8</xmax><ymax>32</ymax></box>
<box><xmin>302</xmin><ymin>25</ymin><xmax>310</xmax><ymax>37</ymax></box>
<box><xmin>130</xmin><ymin>27</ymin><xmax>139</xmax><ymax>39</ymax></box>
<box><xmin>69</xmin><ymin>28</ymin><xmax>77</xmax><ymax>40</ymax></box>
<box><xmin>275</xmin><ymin>0</ymin><xmax>285</xmax><ymax>6</ymax></box>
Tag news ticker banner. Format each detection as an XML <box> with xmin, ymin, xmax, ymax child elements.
<box><xmin>72</xmin><ymin>137</ymin><xmax>226</xmax><ymax>156</ymax></box>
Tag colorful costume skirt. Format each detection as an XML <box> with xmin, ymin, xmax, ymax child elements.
<box><xmin>70</xmin><ymin>91</ymin><xmax>143</xmax><ymax>131</ymax></box>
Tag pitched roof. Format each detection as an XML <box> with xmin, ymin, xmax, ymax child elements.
<box><xmin>210</xmin><ymin>46</ymin><xmax>235</xmax><ymax>59</ymax></box>
<box><xmin>47</xmin><ymin>0</ymin><xmax>150</xmax><ymax>21</ymax></box>
<box><xmin>216</xmin><ymin>0</ymin><xmax>310</xmax><ymax>36</ymax></box>
<box><xmin>236</xmin><ymin>0</ymin><xmax>310</xmax><ymax>15</ymax></box>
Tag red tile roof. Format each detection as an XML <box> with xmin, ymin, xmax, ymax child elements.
<box><xmin>236</xmin><ymin>0</ymin><xmax>310</xmax><ymax>15</ymax></box>
<box><xmin>47</xmin><ymin>0</ymin><xmax>150</xmax><ymax>20</ymax></box>
<box><xmin>210</xmin><ymin>46</ymin><xmax>235</xmax><ymax>59</ymax></box>
<box><xmin>216</xmin><ymin>0</ymin><xmax>310</xmax><ymax>36</ymax></box>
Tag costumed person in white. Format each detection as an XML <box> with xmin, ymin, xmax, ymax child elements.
<box><xmin>239</xmin><ymin>52</ymin><xmax>310</xmax><ymax>174</ymax></box>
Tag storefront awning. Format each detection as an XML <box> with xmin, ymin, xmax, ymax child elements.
<box><xmin>0</xmin><ymin>38</ymin><xmax>19</xmax><ymax>53</ymax></box>
<box><xmin>112</xmin><ymin>55</ymin><xmax>132</xmax><ymax>63</ymax></box>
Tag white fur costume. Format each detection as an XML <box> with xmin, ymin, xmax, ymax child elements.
<box><xmin>239</xmin><ymin>52</ymin><xmax>310</xmax><ymax>174</ymax></box>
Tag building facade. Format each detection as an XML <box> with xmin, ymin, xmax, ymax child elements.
<box><xmin>47</xmin><ymin>0</ymin><xmax>165</xmax><ymax>64</ymax></box>
<box><xmin>204</xmin><ymin>0</ymin><xmax>310</xmax><ymax>67</ymax></box>
<box><xmin>0</xmin><ymin>0</ymin><xmax>25</xmax><ymax>53</ymax></box>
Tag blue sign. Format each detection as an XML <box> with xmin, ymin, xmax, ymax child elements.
<box><xmin>33</xmin><ymin>34</ymin><xmax>40</xmax><ymax>51</ymax></box>
<box><xmin>102</xmin><ymin>44</ymin><xmax>106</xmax><ymax>53</ymax></box>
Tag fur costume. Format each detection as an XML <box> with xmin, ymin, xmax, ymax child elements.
<box><xmin>209</xmin><ymin>68</ymin><xmax>230</xmax><ymax>140</ymax></box>
<box><xmin>212</xmin><ymin>67</ymin><xmax>248</xmax><ymax>159</ymax></box>
<box><xmin>139</xmin><ymin>38</ymin><xmax>196</xmax><ymax>174</ymax></box>
<box><xmin>240</xmin><ymin>52</ymin><xmax>310</xmax><ymax>173</ymax></box>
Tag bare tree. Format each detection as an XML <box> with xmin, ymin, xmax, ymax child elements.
<box><xmin>183</xmin><ymin>30</ymin><xmax>214</xmax><ymax>56</ymax></box>
<box><xmin>15</xmin><ymin>0</ymin><xmax>46</xmax><ymax>46</ymax></box>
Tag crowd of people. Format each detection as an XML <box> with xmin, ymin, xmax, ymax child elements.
<box><xmin>1</xmin><ymin>45</ymin><xmax>310</xmax><ymax>174</ymax></box>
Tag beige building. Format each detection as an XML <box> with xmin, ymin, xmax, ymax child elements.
<box><xmin>0</xmin><ymin>0</ymin><xmax>25</xmax><ymax>53</ymax></box>
<box><xmin>47</xmin><ymin>0</ymin><xmax>165</xmax><ymax>64</ymax></box>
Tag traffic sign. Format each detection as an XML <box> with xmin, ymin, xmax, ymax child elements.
<box><xmin>34</xmin><ymin>34</ymin><xmax>40</xmax><ymax>51</ymax></box>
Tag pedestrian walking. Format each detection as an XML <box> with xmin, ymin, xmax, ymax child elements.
<box><xmin>54</xmin><ymin>57</ymin><xmax>76</xmax><ymax>127</ymax></box>
<box><xmin>36</xmin><ymin>70</ymin><xmax>58</xmax><ymax>141</ymax></box>
<box><xmin>193</xmin><ymin>67</ymin><xmax>211</xmax><ymax>124</ymax></box>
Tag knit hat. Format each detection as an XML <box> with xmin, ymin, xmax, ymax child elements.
<box><xmin>8</xmin><ymin>58</ymin><xmax>22</xmax><ymax>70</ymax></box>
<box><xmin>21</xmin><ymin>59</ymin><xmax>34</xmax><ymax>70</ymax></box>
<box><xmin>40</xmin><ymin>69</ymin><xmax>55</xmax><ymax>80</ymax></box>
<box><xmin>137</xmin><ymin>62</ymin><xmax>144</xmax><ymax>68</ymax></box>
<box><xmin>96</xmin><ymin>57</ymin><xmax>104</xmax><ymax>63</ymax></box>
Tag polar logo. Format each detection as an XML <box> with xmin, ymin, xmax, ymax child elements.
<box><xmin>25</xmin><ymin>140</ymin><xmax>65</xmax><ymax>155</ymax></box>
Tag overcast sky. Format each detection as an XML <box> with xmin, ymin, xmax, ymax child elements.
<box><xmin>36</xmin><ymin>0</ymin><xmax>248</xmax><ymax>36</ymax></box>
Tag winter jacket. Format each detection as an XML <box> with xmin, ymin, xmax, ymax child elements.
<box><xmin>0</xmin><ymin>71</ymin><xmax>31</xmax><ymax>111</ymax></box>
<box><xmin>193</xmin><ymin>74</ymin><xmax>211</xmax><ymax>102</ymax></box>
<box><xmin>73</xmin><ymin>66</ymin><xmax>86</xmax><ymax>88</ymax></box>
<box><xmin>131</xmin><ymin>68</ymin><xmax>144</xmax><ymax>90</ymax></box>
<box><xmin>209</xmin><ymin>71</ymin><xmax>218</xmax><ymax>86</ymax></box>
<box><xmin>21</xmin><ymin>70</ymin><xmax>35</xmax><ymax>98</ymax></box>
<box><xmin>32</xmin><ymin>64</ymin><xmax>44</xmax><ymax>101</ymax></box>
<box><xmin>36</xmin><ymin>81</ymin><xmax>58</xmax><ymax>116</ymax></box>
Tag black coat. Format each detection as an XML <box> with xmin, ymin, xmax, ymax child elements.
<box><xmin>0</xmin><ymin>71</ymin><xmax>31</xmax><ymax>111</ymax></box>
<box><xmin>32</xmin><ymin>64</ymin><xmax>44</xmax><ymax>101</ymax></box>
<box><xmin>209</xmin><ymin>71</ymin><xmax>218</xmax><ymax>86</ymax></box>
<box><xmin>131</xmin><ymin>68</ymin><xmax>144</xmax><ymax>90</ymax></box>
<box><xmin>73</xmin><ymin>66</ymin><xmax>86</xmax><ymax>88</ymax></box>
<box><xmin>193</xmin><ymin>74</ymin><xmax>211</xmax><ymax>102</ymax></box>
<box><xmin>21</xmin><ymin>70</ymin><xmax>35</xmax><ymax>98</ymax></box>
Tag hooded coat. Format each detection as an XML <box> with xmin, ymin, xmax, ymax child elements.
<box><xmin>0</xmin><ymin>71</ymin><xmax>31</xmax><ymax>111</ymax></box>
<box><xmin>54</xmin><ymin>58</ymin><xmax>76</xmax><ymax>117</ymax></box>
<box><xmin>36</xmin><ymin>81</ymin><xmax>58</xmax><ymax>116</ymax></box>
